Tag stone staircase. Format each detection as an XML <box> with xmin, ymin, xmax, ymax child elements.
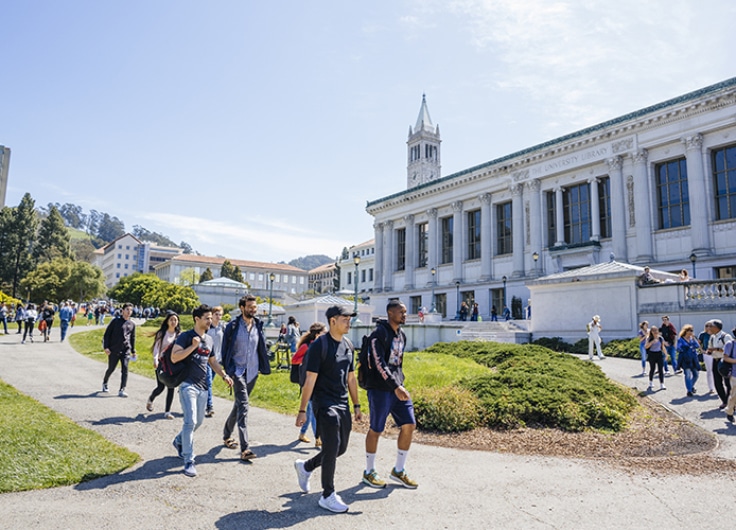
<box><xmin>451</xmin><ymin>320</ymin><xmax>531</xmax><ymax>344</ymax></box>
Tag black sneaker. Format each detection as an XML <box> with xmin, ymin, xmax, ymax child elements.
<box><xmin>172</xmin><ymin>438</ymin><xmax>183</xmax><ymax>459</ymax></box>
<box><xmin>727</xmin><ymin>414</ymin><xmax>734</xmax><ymax>423</ymax></box>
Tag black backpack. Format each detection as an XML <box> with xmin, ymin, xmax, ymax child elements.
<box><xmin>156</xmin><ymin>337</ymin><xmax>187</xmax><ymax>389</ymax></box>
<box><xmin>358</xmin><ymin>326</ymin><xmax>390</xmax><ymax>390</ymax></box>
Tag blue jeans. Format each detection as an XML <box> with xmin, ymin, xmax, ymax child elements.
<box><xmin>639</xmin><ymin>342</ymin><xmax>647</xmax><ymax>370</ymax></box>
<box><xmin>667</xmin><ymin>344</ymin><xmax>677</xmax><ymax>371</ymax></box>
<box><xmin>683</xmin><ymin>368</ymin><xmax>699</xmax><ymax>393</ymax></box>
<box><xmin>206</xmin><ymin>366</ymin><xmax>214</xmax><ymax>410</ymax></box>
<box><xmin>175</xmin><ymin>382</ymin><xmax>207</xmax><ymax>464</ymax></box>
<box><xmin>300</xmin><ymin>400</ymin><xmax>317</xmax><ymax>437</ymax></box>
<box><xmin>60</xmin><ymin>320</ymin><xmax>70</xmax><ymax>341</ymax></box>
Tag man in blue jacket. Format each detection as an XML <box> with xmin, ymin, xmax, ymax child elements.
<box><xmin>220</xmin><ymin>295</ymin><xmax>271</xmax><ymax>461</ymax></box>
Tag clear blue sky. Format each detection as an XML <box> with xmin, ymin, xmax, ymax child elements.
<box><xmin>3</xmin><ymin>1</ymin><xmax>736</xmax><ymax>263</ymax></box>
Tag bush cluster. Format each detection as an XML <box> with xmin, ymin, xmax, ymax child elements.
<box><xmin>412</xmin><ymin>386</ymin><xmax>481</xmax><ymax>432</ymax></box>
<box><xmin>420</xmin><ymin>341</ymin><xmax>637</xmax><ymax>432</ymax></box>
<box><xmin>531</xmin><ymin>336</ymin><xmax>641</xmax><ymax>359</ymax></box>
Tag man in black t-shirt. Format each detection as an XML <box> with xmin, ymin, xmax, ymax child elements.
<box><xmin>171</xmin><ymin>304</ymin><xmax>233</xmax><ymax>477</ymax></box>
<box><xmin>294</xmin><ymin>305</ymin><xmax>362</xmax><ymax>513</ymax></box>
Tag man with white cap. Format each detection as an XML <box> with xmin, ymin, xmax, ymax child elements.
<box><xmin>587</xmin><ymin>315</ymin><xmax>604</xmax><ymax>360</ymax></box>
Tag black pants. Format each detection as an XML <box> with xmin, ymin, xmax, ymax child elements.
<box><xmin>648</xmin><ymin>351</ymin><xmax>664</xmax><ymax>384</ymax></box>
<box><xmin>713</xmin><ymin>361</ymin><xmax>732</xmax><ymax>404</ymax></box>
<box><xmin>103</xmin><ymin>352</ymin><xmax>129</xmax><ymax>390</ymax></box>
<box><xmin>304</xmin><ymin>404</ymin><xmax>351</xmax><ymax>498</ymax></box>
<box><xmin>149</xmin><ymin>372</ymin><xmax>175</xmax><ymax>412</ymax></box>
<box><xmin>23</xmin><ymin>320</ymin><xmax>34</xmax><ymax>341</ymax></box>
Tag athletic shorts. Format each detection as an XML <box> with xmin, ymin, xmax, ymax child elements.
<box><xmin>367</xmin><ymin>389</ymin><xmax>416</xmax><ymax>433</ymax></box>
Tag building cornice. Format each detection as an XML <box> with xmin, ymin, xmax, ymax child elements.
<box><xmin>367</xmin><ymin>77</ymin><xmax>736</xmax><ymax>214</ymax></box>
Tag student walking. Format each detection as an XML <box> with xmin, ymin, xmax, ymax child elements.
<box><xmin>101</xmin><ymin>303</ymin><xmax>136</xmax><ymax>397</ymax></box>
<box><xmin>291</xmin><ymin>322</ymin><xmax>326</xmax><ymax>446</ymax></box>
<box><xmin>645</xmin><ymin>327</ymin><xmax>666</xmax><ymax>391</ymax></box>
<box><xmin>676</xmin><ymin>325</ymin><xmax>700</xmax><ymax>397</ymax></box>
<box><xmin>707</xmin><ymin>319</ymin><xmax>733</xmax><ymax>409</ymax></box>
<box><xmin>39</xmin><ymin>301</ymin><xmax>55</xmax><ymax>342</ymax></box>
<box><xmin>205</xmin><ymin>306</ymin><xmax>225</xmax><ymax>418</ymax></box>
<box><xmin>361</xmin><ymin>300</ymin><xmax>418</xmax><ymax>490</ymax></box>
<box><xmin>22</xmin><ymin>304</ymin><xmax>37</xmax><ymax>344</ymax></box>
<box><xmin>59</xmin><ymin>301</ymin><xmax>74</xmax><ymax>342</ymax></box>
<box><xmin>294</xmin><ymin>305</ymin><xmax>362</xmax><ymax>513</ymax></box>
<box><xmin>171</xmin><ymin>305</ymin><xmax>233</xmax><ymax>477</ymax></box>
<box><xmin>146</xmin><ymin>311</ymin><xmax>180</xmax><ymax>419</ymax></box>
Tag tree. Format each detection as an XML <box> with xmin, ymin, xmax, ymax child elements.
<box><xmin>58</xmin><ymin>203</ymin><xmax>86</xmax><ymax>229</ymax></box>
<box><xmin>142</xmin><ymin>283</ymin><xmax>199</xmax><ymax>314</ymax></box>
<box><xmin>232</xmin><ymin>265</ymin><xmax>244</xmax><ymax>283</ymax></box>
<box><xmin>18</xmin><ymin>258</ymin><xmax>102</xmax><ymax>302</ymax></box>
<box><xmin>221</xmin><ymin>260</ymin><xmax>235</xmax><ymax>280</ymax></box>
<box><xmin>0</xmin><ymin>193</ymin><xmax>39</xmax><ymax>297</ymax></box>
<box><xmin>71</xmin><ymin>238</ymin><xmax>97</xmax><ymax>262</ymax></box>
<box><xmin>108</xmin><ymin>273</ymin><xmax>162</xmax><ymax>306</ymax></box>
<box><xmin>86</xmin><ymin>209</ymin><xmax>101</xmax><ymax>236</ymax></box>
<box><xmin>66</xmin><ymin>261</ymin><xmax>106</xmax><ymax>301</ymax></box>
<box><xmin>180</xmin><ymin>241</ymin><xmax>194</xmax><ymax>254</ymax></box>
<box><xmin>178</xmin><ymin>267</ymin><xmax>198</xmax><ymax>286</ymax></box>
<box><xmin>96</xmin><ymin>213</ymin><xmax>125</xmax><ymax>242</ymax></box>
<box><xmin>199</xmin><ymin>267</ymin><xmax>214</xmax><ymax>283</ymax></box>
<box><xmin>33</xmin><ymin>205</ymin><xmax>73</xmax><ymax>263</ymax></box>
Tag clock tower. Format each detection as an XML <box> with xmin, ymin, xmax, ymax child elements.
<box><xmin>407</xmin><ymin>94</ymin><xmax>441</xmax><ymax>189</ymax></box>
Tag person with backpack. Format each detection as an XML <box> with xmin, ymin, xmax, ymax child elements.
<box><xmin>294</xmin><ymin>305</ymin><xmax>362</xmax><ymax>513</ymax></box>
<box><xmin>102</xmin><ymin>303</ymin><xmax>136</xmax><ymax>397</ymax></box>
<box><xmin>290</xmin><ymin>322</ymin><xmax>326</xmax><ymax>446</ymax></box>
<box><xmin>287</xmin><ymin>316</ymin><xmax>300</xmax><ymax>353</ymax></box>
<box><xmin>360</xmin><ymin>300</ymin><xmax>418</xmax><ymax>490</ymax></box>
<box><xmin>706</xmin><ymin>319</ymin><xmax>733</xmax><ymax>410</ymax></box>
<box><xmin>146</xmin><ymin>311</ymin><xmax>180</xmax><ymax>419</ymax></box>
<box><xmin>220</xmin><ymin>295</ymin><xmax>271</xmax><ymax>462</ymax></box>
<box><xmin>171</xmin><ymin>304</ymin><xmax>233</xmax><ymax>477</ymax></box>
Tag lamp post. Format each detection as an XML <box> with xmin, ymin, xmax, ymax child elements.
<box><xmin>502</xmin><ymin>275</ymin><xmax>507</xmax><ymax>310</ymax></box>
<box><xmin>430</xmin><ymin>267</ymin><xmax>437</xmax><ymax>313</ymax></box>
<box><xmin>267</xmin><ymin>272</ymin><xmax>275</xmax><ymax>327</ymax></box>
<box><xmin>689</xmin><ymin>252</ymin><xmax>697</xmax><ymax>278</ymax></box>
<box><xmin>532</xmin><ymin>251</ymin><xmax>539</xmax><ymax>275</ymax></box>
<box><xmin>352</xmin><ymin>255</ymin><xmax>361</xmax><ymax>324</ymax></box>
<box><xmin>455</xmin><ymin>281</ymin><xmax>460</xmax><ymax>319</ymax></box>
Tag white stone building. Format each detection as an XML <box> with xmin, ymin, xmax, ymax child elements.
<box><xmin>367</xmin><ymin>78</ymin><xmax>736</xmax><ymax>324</ymax></box>
<box><xmin>95</xmin><ymin>233</ymin><xmax>183</xmax><ymax>289</ymax></box>
<box><xmin>337</xmin><ymin>239</ymin><xmax>375</xmax><ymax>300</ymax></box>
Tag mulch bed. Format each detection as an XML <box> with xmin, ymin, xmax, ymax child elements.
<box><xmin>353</xmin><ymin>393</ymin><xmax>736</xmax><ymax>477</ymax></box>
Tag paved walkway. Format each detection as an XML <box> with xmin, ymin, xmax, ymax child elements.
<box><xmin>0</xmin><ymin>326</ymin><xmax>734</xmax><ymax>529</ymax></box>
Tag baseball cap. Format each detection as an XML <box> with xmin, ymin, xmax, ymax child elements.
<box><xmin>325</xmin><ymin>305</ymin><xmax>357</xmax><ymax>320</ymax></box>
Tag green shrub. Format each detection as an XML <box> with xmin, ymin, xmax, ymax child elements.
<box><xmin>423</xmin><ymin>341</ymin><xmax>637</xmax><ymax>432</ymax></box>
<box><xmin>532</xmin><ymin>336</ymin><xmax>573</xmax><ymax>352</ymax></box>
<box><xmin>413</xmin><ymin>385</ymin><xmax>482</xmax><ymax>432</ymax></box>
<box><xmin>602</xmin><ymin>337</ymin><xmax>641</xmax><ymax>359</ymax></box>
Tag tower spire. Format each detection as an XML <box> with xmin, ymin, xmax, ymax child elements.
<box><xmin>407</xmin><ymin>95</ymin><xmax>441</xmax><ymax>189</ymax></box>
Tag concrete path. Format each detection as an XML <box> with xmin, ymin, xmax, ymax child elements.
<box><xmin>0</xmin><ymin>326</ymin><xmax>734</xmax><ymax>530</ymax></box>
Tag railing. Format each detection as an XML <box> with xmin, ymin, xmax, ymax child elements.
<box><xmin>684</xmin><ymin>280</ymin><xmax>736</xmax><ymax>304</ymax></box>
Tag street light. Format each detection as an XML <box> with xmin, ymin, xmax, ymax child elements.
<box><xmin>430</xmin><ymin>267</ymin><xmax>437</xmax><ymax>313</ymax></box>
<box><xmin>267</xmin><ymin>272</ymin><xmax>275</xmax><ymax>327</ymax></box>
<box><xmin>352</xmin><ymin>255</ymin><xmax>361</xmax><ymax>324</ymax></box>
<box><xmin>532</xmin><ymin>251</ymin><xmax>539</xmax><ymax>275</ymax></box>
<box><xmin>689</xmin><ymin>252</ymin><xmax>697</xmax><ymax>278</ymax></box>
<box><xmin>502</xmin><ymin>275</ymin><xmax>507</xmax><ymax>310</ymax></box>
<box><xmin>455</xmin><ymin>281</ymin><xmax>461</xmax><ymax>319</ymax></box>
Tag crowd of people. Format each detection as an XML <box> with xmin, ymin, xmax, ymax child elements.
<box><xmin>96</xmin><ymin>296</ymin><xmax>418</xmax><ymax>514</ymax></box>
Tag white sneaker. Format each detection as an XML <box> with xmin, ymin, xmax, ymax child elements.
<box><xmin>318</xmin><ymin>491</ymin><xmax>349</xmax><ymax>513</ymax></box>
<box><xmin>647</xmin><ymin>383</ymin><xmax>653</xmax><ymax>391</ymax></box>
<box><xmin>660</xmin><ymin>383</ymin><xmax>666</xmax><ymax>390</ymax></box>
<box><xmin>118</xmin><ymin>389</ymin><xmax>128</xmax><ymax>398</ymax></box>
<box><xmin>294</xmin><ymin>459</ymin><xmax>312</xmax><ymax>493</ymax></box>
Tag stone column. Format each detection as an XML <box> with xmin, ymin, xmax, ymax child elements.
<box><xmin>683</xmin><ymin>134</ymin><xmax>710</xmax><ymax>255</ymax></box>
<box><xmin>383</xmin><ymin>220</ymin><xmax>394</xmax><ymax>292</ymax></box>
<box><xmin>555</xmin><ymin>187</ymin><xmax>565</xmax><ymax>246</ymax></box>
<box><xmin>607</xmin><ymin>156</ymin><xmax>628</xmax><ymax>262</ymax></box>
<box><xmin>479</xmin><ymin>193</ymin><xmax>493</xmax><ymax>281</ymax></box>
<box><xmin>427</xmin><ymin>208</ymin><xmax>438</xmax><ymax>273</ymax></box>
<box><xmin>526</xmin><ymin>180</ymin><xmax>542</xmax><ymax>274</ymax></box>
<box><xmin>589</xmin><ymin>177</ymin><xmax>601</xmax><ymax>242</ymax></box>
<box><xmin>511</xmin><ymin>183</ymin><xmax>525</xmax><ymax>278</ymax></box>
<box><xmin>373</xmin><ymin>222</ymin><xmax>383</xmax><ymax>293</ymax></box>
<box><xmin>452</xmin><ymin>200</ymin><xmax>463</xmax><ymax>282</ymax></box>
<box><xmin>633</xmin><ymin>149</ymin><xmax>654</xmax><ymax>262</ymax></box>
<box><xmin>404</xmin><ymin>214</ymin><xmax>415</xmax><ymax>289</ymax></box>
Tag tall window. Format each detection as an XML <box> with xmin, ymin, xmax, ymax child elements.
<box><xmin>563</xmin><ymin>183</ymin><xmax>591</xmax><ymax>244</ymax></box>
<box><xmin>441</xmin><ymin>216</ymin><xmax>453</xmax><ymax>264</ymax></box>
<box><xmin>713</xmin><ymin>144</ymin><xmax>736</xmax><ymax>220</ymax></box>
<box><xmin>396</xmin><ymin>227</ymin><xmax>406</xmax><ymax>271</ymax></box>
<box><xmin>656</xmin><ymin>157</ymin><xmax>690</xmax><ymax>229</ymax></box>
<box><xmin>417</xmin><ymin>223</ymin><xmax>428</xmax><ymax>267</ymax></box>
<box><xmin>546</xmin><ymin>191</ymin><xmax>556</xmax><ymax>246</ymax></box>
<box><xmin>410</xmin><ymin>296</ymin><xmax>421</xmax><ymax>314</ymax></box>
<box><xmin>496</xmin><ymin>202</ymin><xmax>513</xmax><ymax>255</ymax></box>
<box><xmin>598</xmin><ymin>177</ymin><xmax>612</xmax><ymax>239</ymax></box>
<box><xmin>467</xmin><ymin>210</ymin><xmax>481</xmax><ymax>260</ymax></box>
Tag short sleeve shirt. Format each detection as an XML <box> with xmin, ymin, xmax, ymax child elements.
<box><xmin>175</xmin><ymin>329</ymin><xmax>214</xmax><ymax>390</ymax></box>
<box><xmin>305</xmin><ymin>334</ymin><xmax>354</xmax><ymax>410</ymax></box>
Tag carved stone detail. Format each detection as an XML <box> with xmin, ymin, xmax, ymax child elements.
<box><xmin>451</xmin><ymin>200</ymin><xmax>463</xmax><ymax>212</ymax></box>
<box><xmin>607</xmin><ymin>156</ymin><xmax>623</xmax><ymax>172</ymax></box>
<box><xmin>525</xmin><ymin>201</ymin><xmax>530</xmax><ymax>246</ymax></box>
<box><xmin>513</xmin><ymin>169</ymin><xmax>529</xmax><ymax>182</ymax></box>
<box><xmin>426</xmin><ymin>208</ymin><xmax>438</xmax><ymax>219</ymax></box>
<box><xmin>612</xmin><ymin>138</ymin><xmax>633</xmax><ymax>154</ymax></box>
<box><xmin>682</xmin><ymin>133</ymin><xmax>704</xmax><ymax>151</ymax></box>
<box><xmin>479</xmin><ymin>192</ymin><xmax>492</xmax><ymax>204</ymax></box>
<box><xmin>626</xmin><ymin>175</ymin><xmax>635</xmax><ymax>228</ymax></box>
<box><xmin>510</xmin><ymin>183</ymin><xmax>524</xmax><ymax>196</ymax></box>
<box><xmin>526</xmin><ymin>178</ymin><xmax>541</xmax><ymax>192</ymax></box>
<box><xmin>633</xmin><ymin>149</ymin><xmax>648</xmax><ymax>164</ymax></box>
<box><xmin>404</xmin><ymin>214</ymin><xmax>414</xmax><ymax>225</ymax></box>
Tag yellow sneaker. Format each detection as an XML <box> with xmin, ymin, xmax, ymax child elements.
<box><xmin>390</xmin><ymin>468</ymin><xmax>418</xmax><ymax>489</ymax></box>
<box><xmin>362</xmin><ymin>469</ymin><xmax>386</xmax><ymax>489</ymax></box>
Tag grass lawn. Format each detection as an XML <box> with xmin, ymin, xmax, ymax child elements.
<box><xmin>0</xmin><ymin>379</ymin><xmax>139</xmax><ymax>493</ymax></box>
